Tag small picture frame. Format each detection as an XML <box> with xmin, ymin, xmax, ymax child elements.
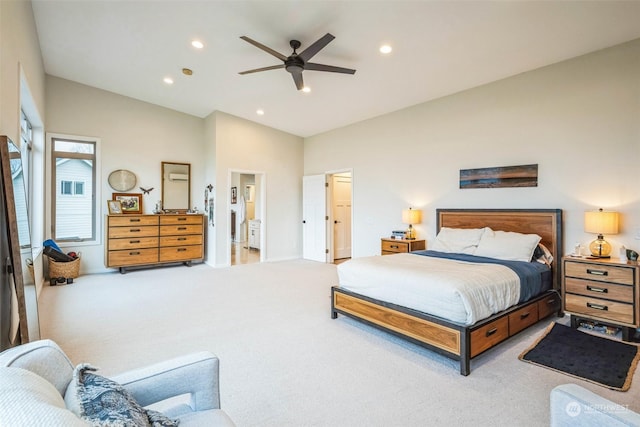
<box><xmin>107</xmin><ymin>200</ymin><xmax>123</xmax><ymax>215</ymax></box>
<box><xmin>112</xmin><ymin>193</ymin><xmax>143</xmax><ymax>214</ymax></box>
<box><xmin>231</xmin><ymin>186</ymin><xmax>237</xmax><ymax>204</ymax></box>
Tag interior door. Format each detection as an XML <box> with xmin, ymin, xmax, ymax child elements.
<box><xmin>302</xmin><ymin>174</ymin><xmax>327</xmax><ymax>262</ymax></box>
<box><xmin>332</xmin><ymin>174</ymin><xmax>352</xmax><ymax>259</ymax></box>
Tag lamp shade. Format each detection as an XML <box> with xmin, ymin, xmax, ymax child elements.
<box><xmin>584</xmin><ymin>210</ymin><xmax>619</xmax><ymax>235</ymax></box>
<box><xmin>402</xmin><ymin>208</ymin><xmax>422</xmax><ymax>225</ymax></box>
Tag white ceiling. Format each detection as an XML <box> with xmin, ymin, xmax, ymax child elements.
<box><xmin>31</xmin><ymin>1</ymin><xmax>640</xmax><ymax>138</ymax></box>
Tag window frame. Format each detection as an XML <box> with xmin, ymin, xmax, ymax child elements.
<box><xmin>47</xmin><ymin>133</ymin><xmax>101</xmax><ymax>246</ymax></box>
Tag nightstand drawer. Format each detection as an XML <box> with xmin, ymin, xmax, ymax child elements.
<box><xmin>565</xmin><ymin>277</ymin><xmax>634</xmax><ymax>303</ymax></box>
<box><xmin>381</xmin><ymin>240</ymin><xmax>409</xmax><ymax>253</ymax></box>
<box><xmin>565</xmin><ymin>261</ymin><xmax>635</xmax><ymax>286</ymax></box>
<box><xmin>565</xmin><ymin>294</ymin><xmax>634</xmax><ymax>325</ymax></box>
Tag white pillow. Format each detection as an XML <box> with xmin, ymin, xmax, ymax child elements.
<box><xmin>474</xmin><ymin>229</ymin><xmax>541</xmax><ymax>262</ymax></box>
<box><xmin>430</xmin><ymin>227</ymin><xmax>488</xmax><ymax>254</ymax></box>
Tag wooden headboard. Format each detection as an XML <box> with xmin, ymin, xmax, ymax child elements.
<box><xmin>436</xmin><ymin>209</ymin><xmax>563</xmax><ymax>289</ymax></box>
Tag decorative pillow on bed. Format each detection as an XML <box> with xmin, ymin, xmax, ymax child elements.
<box><xmin>532</xmin><ymin>242</ymin><xmax>553</xmax><ymax>266</ymax></box>
<box><xmin>474</xmin><ymin>229</ymin><xmax>541</xmax><ymax>262</ymax></box>
<box><xmin>64</xmin><ymin>364</ymin><xmax>179</xmax><ymax>427</ymax></box>
<box><xmin>430</xmin><ymin>227</ymin><xmax>488</xmax><ymax>254</ymax></box>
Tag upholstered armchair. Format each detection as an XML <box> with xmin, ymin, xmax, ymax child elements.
<box><xmin>0</xmin><ymin>339</ymin><xmax>235</xmax><ymax>426</ymax></box>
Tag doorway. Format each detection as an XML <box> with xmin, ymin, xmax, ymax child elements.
<box><xmin>230</xmin><ymin>171</ymin><xmax>264</xmax><ymax>266</ymax></box>
<box><xmin>330</xmin><ymin>172</ymin><xmax>352</xmax><ymax>263</ymax></box>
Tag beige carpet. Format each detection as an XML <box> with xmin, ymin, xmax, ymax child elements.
<box><xmin>38</xmin><ymin>260</ymin><xmax>640</xmax><ymax>426</ymax></box>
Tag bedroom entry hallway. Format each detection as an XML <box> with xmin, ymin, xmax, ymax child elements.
<box><xmin>230</xmin><ymin>171</ymin><xmax>265</xmax><ymax>266</ymax></box>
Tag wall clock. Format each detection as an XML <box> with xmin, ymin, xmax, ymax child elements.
<box><xmin>108</xmin><ymin>169</ymin><xmax>137</xmax><ymax>192</ymax></box>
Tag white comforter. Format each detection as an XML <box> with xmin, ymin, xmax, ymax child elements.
<box><xmin>336</xmin><ymin>253</ymin><xmax>520</xmax><ymax>325</ymax></box>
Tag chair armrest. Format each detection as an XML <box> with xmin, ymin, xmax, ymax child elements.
<box><xmin>110</xmin><ymin>351</ymin><xmax>221</xmax><ymax>411</ymax></box>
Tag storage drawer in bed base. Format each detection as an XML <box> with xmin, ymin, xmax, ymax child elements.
<box><xmin>331</xmin><ymin>286</ymin><xmax>561</xmax><ymax>376</ymax></box>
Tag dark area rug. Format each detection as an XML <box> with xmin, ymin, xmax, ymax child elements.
<box><xmin>519</xmin><ymin>322</ymin><xmax>640</xmax><ymax>391</ymax></box>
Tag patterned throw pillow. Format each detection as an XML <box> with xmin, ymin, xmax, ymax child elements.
<box><xmin>64</xmin><ymin>364</ymin><xmax>179</xmax><ymax>427</ymax></box>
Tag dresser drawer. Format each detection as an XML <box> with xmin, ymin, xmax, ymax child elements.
<box><xmin>537</xmin><ymin>293</ymin><xmax>561</xmax><ymax>319</ymax></box>
<box><xmin>160</xmin><ymin>225</ymin><xmax>203</xmax><ymax>236</ymax></box>
<box><xmin>565</xmin><ymin>261</ymin><xmax>635</xmax><ymax>286</ymax></box>
<box><xmin>108</xmin><ymin>248</ymin><xmax>158</xmax><ymax>266</ymax></box>
<box><xmin>108</xmin><ymin>226</ymin><xmax>158</xmax><ymax>239</ymax></box>
<box><xmin>508</xmin><ymin>303</ymin><xmax>539</xmax><ymax>335</ymax></box>
<box><xmin>160</xmin><ymin>215</ymin><xmax>203</xmax><ymax>225</ymax></box>
<box><xmin>565</xmin><ymin>277</ymin><xmax>634</xmax><ymax>303</ymax></box>
<box><xmin>160</xmin><ymin>234</ymin><xmax>203</xmax><ymax>247</ymax></box>
<box><xmin>565</xmin><ymin>293</ymin><xmax>634</xmax><ymax>325</ymax></box>
<box><xmin>159</xmin><ymin>245</ymin><xmax>203</xmax><ymax>262</ymax></box>
<box><xmin>109</xmin><ymin>215</ymin><xmax>159</xmax><ymax>227</ymax></box>
<box><xmin>470</xmin><ymin>317</ymin><xmax>509</xmax><ymax>357</ymax></box>
<box><xmin>108</xmin><ymin>237</ymin><xmax>158</xmax><ymax>251</ymax></box>
<box><xmin>381</xmin><ymin>240</ymin><xmax>409</xmax><ymax>253</ymax></box>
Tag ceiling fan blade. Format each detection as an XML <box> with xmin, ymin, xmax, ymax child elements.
<box><xmin>291</xmin><ymin>70</ymin><xmax>304</xmax><ymax>90</ymax></box>
<box><xmin>305</xmin><ymin>63</ymin><xmax>356</xmax><ymax>74</ymax></box>
<box><xmin>239</xmin><ymin>64</ymin><xmax>285</xmax><ymax>75</ymax></box>
<box><xmin>298</xmin><ymin>33</ymin><xmax>335</xmax><ymax>62</ymax></box>
<box><xmin>240</xmin><ymin>36</ymin><xmax>287</xmax><ymax>61</ymax></box>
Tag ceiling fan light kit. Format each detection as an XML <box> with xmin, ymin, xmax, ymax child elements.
<box><xmin>239</xmin><ymin>33</ymin><xmax>356</xmax><ymax>90</ymax></box>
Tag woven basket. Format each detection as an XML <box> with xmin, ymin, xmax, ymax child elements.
<box><xmin>48</xmin><ymin>257</ymin><xmax>80</xmax><ymax>279</ymax></box>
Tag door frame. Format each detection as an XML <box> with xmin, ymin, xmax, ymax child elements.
<box><xmin>227</xmin><ymin>169</ymin><xmax>266</xmax><ymax>265</ymax></box>
<box><xmin>326</xmin><ymin>169</ymin><xmax>353</xmax><ymax>263</ymax></box>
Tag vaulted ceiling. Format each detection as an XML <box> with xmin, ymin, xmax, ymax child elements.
<box><xmin>31</xmin><ymin>1</ymin><xmax>640</xmax><ymax>137</ymax></box>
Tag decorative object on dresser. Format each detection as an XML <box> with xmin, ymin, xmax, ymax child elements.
<box><xmin>107</xmin><ymin>200</ymin><xmax>122</xmax><ymax>215</ymax></box>
<box><xmin>380</xmin><ymin>238</ymin><xmax>425</xmax><ymax>255</ymax></box>
<box><xmin>161</xmin><ymin>162</ymin><xmax>190</xmax><ymax>213</ymax></box>
<box><xmin>584</xmin><ymin>208</ymin><xmax>619</xmax><ymax>258</ymax></box>
<box><xmin>105</xmin><ymin>214</ymin><xmax>204</xmax><ymax>273</ymax></box>
<box><xmin>334</xmin><ymin>209</ymin><xmax>563</xmax><ymax>375</ymax></box>
<box><xmin>563</xmin><ymin>256</ymin><xmax>639</xmax><ymax>341</ymax></box>
<box><xmin>401</xmin><ymin>207</ymin><xmax>422</xmax><ymax>240</ymax></box>
<box><xmin>112</xmin><ymin>193</ymin><xmax>142</xmax><ymax>214</ymax></box>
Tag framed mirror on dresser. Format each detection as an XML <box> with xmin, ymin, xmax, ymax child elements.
<box><xmin>161</xmin><ymin>161</ymin><xmax>191</xmax><ymax>213</ymax></box>
<box><xmin>0</xmin><ymin>136</ymin><xmax>39</xmax><ymax>350</ymax></box>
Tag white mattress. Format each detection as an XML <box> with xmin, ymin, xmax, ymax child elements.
<box><xmin>336</xmin><ymin>253</ymin><xmax>520</xmax><ymax>325</ymax></box>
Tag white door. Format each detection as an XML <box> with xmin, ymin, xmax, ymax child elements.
<box><xmin>332</xmin><ymin>174</ymin><xmax>352</xmax><ymax>259</ymax></box>
<box><xmin>302</xmin><ymin>174</ymin><xmax>327</xmax><ymax>262</ymax></box>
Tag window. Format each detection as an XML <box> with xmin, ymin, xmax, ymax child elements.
<box><xmin>20</xmin><ymin>110</ymin><xmax>32</xmax><ymax>207</ymax></box>
<box><xmin>50</xmin><ymin>136</ymin><xmax>97</xmax><ymax>242</ymax></box>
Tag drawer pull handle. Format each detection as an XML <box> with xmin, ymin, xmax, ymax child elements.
<box><xmin>129</xmin><ymin>240</ymin><xmax>140</xmax><ymax>244</ymax></box>
<box><xmin>129</xmin><ymin>219</ymin><xmax>141</xmax><ymax>222</ymax></box>
<box><xmin>586</xmin><ymin>285</ymin><xmax>608</xmax><ymax>294</ymax></box>
<box><xmin>130</xmin><ymin>229</ymin><xmax>141</xmax><ymax>232</ymax></box>
<box><xmin>178</xmin><ymin>218</ymin><xmax>187</xmax><ymax>221</ymax></box>
<box><xmin>178</xmin><ymin>237</ymin><xmax>187</xmax><ymax>241</ymax></box>
<box><xmin>486</xmin><ymin>327</ymin><xmax>498</xmax><ymax>337</ymax></box>
<box><xmin>177</xmin><ymin>248</ymin><xmax>187</xmax><ymax>252</ymax></box>
<box><xmin>520</xmin><ymin>312</ymin><xmax>530</xmax><ymax>320</ymax></box>
<box><xmin>587</xmin><ymin>302</ymin><xmax>608</xmax><ymax>311</ymax></box>
<box><xmin>178</xmin><ymin>227</ymin><xmax>187</xmax><ymax>230</ymax></box>
<box><xmin>546</xmin><ymin>299</ymin><xmax>556</xmax><ymax>305</ymax></box>
<box><xmin>587</xmin><ymin>269</ymin><xmax>608</xmax><ymax>276</ymax></box>
<box><xmin>390</xmin><ymin>245</ymin><xmax>398</xmax><ymax>249</ymax></box>
<box><xmin>129</xmin><ymin>251</ymin><xmax>140</xmax><ymax>256</ymax></box>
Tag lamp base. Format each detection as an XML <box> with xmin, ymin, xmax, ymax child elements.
<box><xmin>589</xmin><ymin>235</ymin><xmax>612</xmax><ymax>258</ymax></box>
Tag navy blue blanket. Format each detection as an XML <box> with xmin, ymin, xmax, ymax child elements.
<box><xmin>411</xmin><ymin>250</ymin><xmax>551</xmax><ymax>303</ymax></box>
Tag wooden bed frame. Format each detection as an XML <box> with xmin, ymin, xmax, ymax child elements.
<box><xmin>331</xmin><ymin>208</ymin><xmax>563</xmax><ymax>375</ymax></box>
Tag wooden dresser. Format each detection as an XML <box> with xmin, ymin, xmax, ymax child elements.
<box><xmin>380</xmin><ymin>238</ymin><xmax>426</xmax><ymax>255</ymax></box>
<box><xmin>106</xmin><ymin>214</ymin><xmax>204</xmax><ymax>273</ymax></box>
<box><xmin>563</xmin><ymin>256</ymin><xmax>640</xmax><ymax>341</ymax></box>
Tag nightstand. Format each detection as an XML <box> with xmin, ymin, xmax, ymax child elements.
<box><xmin>381</xmin><ymin>238</ymin><xmax>426</xmax><ymax>255</ymax></box>
<box><xmin>562</xmin><ymin>256</ymin><xmax>640</xmax><ymax>341</ymax></box>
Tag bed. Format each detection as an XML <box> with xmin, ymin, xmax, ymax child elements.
<box><xmin>331</xmin><ymin>208</ymin><xmax>563</xmax><ymax>375</ymax></box>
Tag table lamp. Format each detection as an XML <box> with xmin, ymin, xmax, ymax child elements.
<box><xmin>402</xmin><ymin>207</ymin><xmax>422</xmax><ymax>240</ymax></box>
<box><xmin>584</xmin><ymin>208</ymin><xmax>619</xmax><ymax>258</ymax></box>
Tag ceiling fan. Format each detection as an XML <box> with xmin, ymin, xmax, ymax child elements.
<box><xmin>238</xmin><ymin>33</ymin><xmax>356</xmax><ymax>90</ymax></box>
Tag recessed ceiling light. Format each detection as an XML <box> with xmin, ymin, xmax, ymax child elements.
<box><xmin>191</xmin><ymin>40</ymin><xmax>204</xmax><ymax>49</ymax></box>
<box><xmin>302</xmin><ymin>86</ymin><xmax>311</xmax><ymax>93</ymax></box>
<box><xmin>379</xmin><ymin>44</ymin><xmax>392</xmax><ymax>54</ymax></box>
<box><xmin>163</xmin><ymin>77</ymin><xmax>174</xmax><ymax>85</ymax></box>
<box><xmin>256</xmin><ymin>109</ymin><xmax>265</xmax><ymax>116</ymax></box>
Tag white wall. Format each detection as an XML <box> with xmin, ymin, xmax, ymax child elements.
<box><xmin>305</xmin><ymin>39</ymin><xmax>640</xmax><ymax>258</ymax></box>
<box><xmin>210</xmin><ymin>111</ymin><xmax>303</xmax><ymax>266</ymax></box>
<box><xmin>45</xmin><ymin>76</ymin><xmax>205</xmax><ymax>273</ymax></box>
